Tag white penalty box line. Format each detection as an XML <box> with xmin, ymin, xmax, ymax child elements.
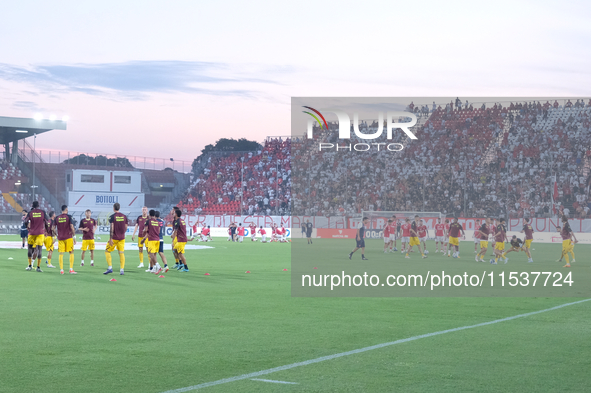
<box><xmin>162</xmin><ymin>298</ymin><xmax>591</xmax><ymax>392</ymax></box>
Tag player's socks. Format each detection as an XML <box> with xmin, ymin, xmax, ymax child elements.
<box><xmin>139</xmin><ymin>253</ymin><xmax>144</xmax><ymax>264</ymax></box>
<box><xmin>91</xmin><ymin>259</ymin><xmax>94</xmax><ymax>266</ymax></box>
<box><xmin>69</xmin><ymin>254</ymin><xmax>74</xmax><ymax>270</ymax></box>
<box><xmin>59</xmin><ymin>254</ymin><xmax>64</xmax><ymax>270</ymax></box>
<box><xmin>120</xmin><ymin>254</ymin><xmax>126</xmax><ymax>270</ymax></box>
<box><xmin>28</xmin><ymin>257</ymin><xmax>32</xmax><ymax>265</ymax></box>
<box><xmin>105</xmin><ymin>252</ymin><xmax>113</xmax><ymax>267</ymax></box>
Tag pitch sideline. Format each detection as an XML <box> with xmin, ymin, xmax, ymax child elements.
<box><xmin>161</xmin><ymin>298</ymin><xmax>591</xmax><ymax>392</ymax></box>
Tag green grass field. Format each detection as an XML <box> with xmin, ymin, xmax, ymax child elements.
<box><xmin>1</xmin><ymin>235</ymin><xmax>590</xmax><ymax>392</ymax></box>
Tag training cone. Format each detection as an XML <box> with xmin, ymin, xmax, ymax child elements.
<box><xmin>204</xmin><ymin>273</ymin><xmax>210</xmax><ymax>276</ymax></box>
<box><xmin>109</xmin><ymin>278</ymin><xmax>117</xmax><ymax>282</ymax></box>
<box><xmin>313</xmin><ymin>267</ymin><xmax>318</xmax><ymax>269</ymax></box>
<box><xmin>283</xmin><ymin>268</ymin><xmax>288</xmax><ymax>271</ymax></box>
<box><xmin>158</xmin><ymin>275</ymin><xmax>165</xmax><ymax>278</ymax></box>
<box><xmin>8</xmin><ymin>257</ymin><xmax>13</xmax><ymax>260</ymax></box>
<box><xmin>245</xmin><ymin>271</ymin><xmax>251</xmax><ymax>273</ymax></box>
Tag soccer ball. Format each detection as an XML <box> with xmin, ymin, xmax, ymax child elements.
<box><xmin>424</xmin><ymin>250</ymin><xmax>429</xmax><ymax>255</ymax></box>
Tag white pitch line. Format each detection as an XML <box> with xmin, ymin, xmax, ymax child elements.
<box><xmin>162</xmin><ymin>298</ymin><xmax>591</xmax><ymax>393</ymax></box>
<box><xmin>251</xmin><ymin>378</ymin><xmax>299</xmax><ymax>385</ymax></box>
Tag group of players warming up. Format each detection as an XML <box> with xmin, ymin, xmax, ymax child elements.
<box><xmin>348</xmin><ymin>215</ymin><xmax>578</xmax><ymax>267</ymax></box>
<box><xmin>21</xmin><ymin>203</ymin><xmax>190</xmax><ymax>275</ymax></box>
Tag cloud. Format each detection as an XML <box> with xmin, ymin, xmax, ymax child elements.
<box><xmin>12</xmin><ymin>100</ymin><xmax>41</xmax><ymax>110</ymax></box>
<box><xmin>0</xmin><ymin>61</ymin><xmax>283</xmax><ymax>100</ymax></box>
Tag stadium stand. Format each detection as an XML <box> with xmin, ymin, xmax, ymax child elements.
<box><xmin>176</xmin><ymin>138</ymin><xmax>291</xmax><ymax>215</ymax></box>
<box><xmin>291</xmin><ymin>100</ymin><xmax>591</xmax><ymax>219</ymax></box>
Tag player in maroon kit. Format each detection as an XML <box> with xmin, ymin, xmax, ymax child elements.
<box><xmin>475</xmin><ymin>218</ymin><xmax>490</xmax><ymax>262</ymax></box>
<box><xmin>131</xmin><ymin>206</ymin><xmax>149</xmax><ymax>268</ymax></box>
<box><xmin>473</xmin><ymin>219</ymin><xmax>481</xmax><ymax>254</ymax></box>
<box><xmin>448</xmin><ymin>217</ymin><xmax>465</xmax><ymax>258</ymax></box>
<box><xmin>53</xmin><ymin>205</ymin><xmax>77</xmax><ymax>274</ymax></box>
<box><xmin>24</xmin><ymin>201</ymin><xmax>47</xmax><ymax>271</ymax></box>
<box><xmin>79</xmin><ymin>209</ymin><xmax>97</xmax><ymax>267</ymax></box>
<box><xmin>489</xmin><ymin>219</ymin><xmax>498</xmax><ymax>256</ymax></box>
<box><xmin>491</xmin><ymin>218</ymin><xmax>508</xmax><ymax>265</ymax></box>
<box><xmin>104</xmin><ymin>203</ymin><xmax>129</xmax><ymax>275</ymax></box>
<box><xmin>520</xmin><ymin>218</ymin><xmax>534</xmax><ymax>263</ymax></box>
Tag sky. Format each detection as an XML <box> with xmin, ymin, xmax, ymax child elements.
<box><xmin>1</xmin><ymin>0</ymin><xmax>590</xmax><ymax>163</ymax></box>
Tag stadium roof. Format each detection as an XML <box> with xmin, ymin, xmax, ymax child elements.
<box><xmin>0</xmin><ymin>116</ymin><xmax>67</xmax><ymax>145</ymax></box>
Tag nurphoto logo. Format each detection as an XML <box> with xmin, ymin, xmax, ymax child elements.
<box><xmin>302</xmin><ymin>106</ymin><xmax>418</xmax><ymax>152</ymax></box>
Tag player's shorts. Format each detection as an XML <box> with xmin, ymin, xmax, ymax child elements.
<box><xmin>474</xmin><ymin>237</ymin><xmax>480</xmax><ymax>244</ymax></box>
<box><xmin>448</xmin><ymin>236</ymin><xmax>459</xmax><ymax>246</ymax></box>
<box><xmin>480</xmin><ymin>241</ymin><xmax>489</xmax><ymax>249</ymax></box>
<box><xmin>419</xmin><ymin>236</ymin><xmax>427</xmax><ymax>243</ymax></box>
<box><xmin>383</xmin><ymin>236</ymin><xmax>390</xmax><ymax>243</ymax></box>
<box><xmin>389</xmin><ymin>234</ymin><xmax>395</xmax><ymax>241</ymax></box>
<box><xmin>356</xmin><ymin>239</ymin><xmax>366</xmax><ymax>248</ymax></box>
<box><xmin>524</xmin><ymin>239</ymin><xmax>533</xmax><ymax>248</ymax></box>
<box><xmin>138</xmin><ymin>237</ymin><xmax>146</xmax><ymax>247</ymax></box>
<box><xmin>261</xmin><ymin>235</ymin><xmax>267</xmax><ymax>242</ymax></box>
<box><xmin>20</xmin><ymin>229</ymin><xmax>28</xmax><ymax>238</ymax></box>
<box><xmin>172</xmin><ymin>238</ymin><xmax>177</xmax><ymax>249</ymax></box>
<box><xmin>146</xmin><ymin>240</ymin><xmax>160</xmax><ymax>254</ymax></box>
<box><xmin>306</xmin><ymin>232</ymin><xmax>312</xmax><ymax>238</ymax></box>
<box><xmin>174</xmin><ymin>241</ymin><xmax>186</xmax><ymax>254</ymax></box>
<box><xmin>58</xmin><ymin>238</ymin><xmax>74</xmax><ymax>253</ymax></box>
<box><xmin>44</xmin><ymin>236</ymin><xmax>54</xmax><ymax>252</ymax></box>
<box><xmin>495</xmin><ymin>242</ymin><xmax>505</xmax><ymax>251</ymax></box>
<box><xmin>106</xmin><ymin>239</ymin><xmax>125</xmax><ymax>252</ymax></box>
<box><xmin>239</xmin><ymin>236</ymin><xmax>244</xmax><ymax>242</ymax></box>
<box><xmin>510</xmin><ymin>246</ymin><xmax>521</xmax><ymax>252</ymax></box>
<box><xmin>409</xmin><ymin>237</ymin><xmax>420</xmax><ymax>246</ymax></box>
<box><xmin>562</xmin><ymin>239</ymin><xmax>573</xmax><ymax>251</ymax></box>
<box><xmin>158</xmin><ymin>241</ymin><xmax>164</xmax><ymax>253</ymax></box>
<box><xmin>28</xmin><ymin>234</ymin><xmax>45</xmax><ymax>248</ymax></box>
<box><xmin>436</xmin><ymin>236</ymin><xmax>445</xmax><ymax>242</ymax></box>
<box><xmin>401</xmin><ymin>236</ymin><xmax>410</xmax><ymax>243</ymax></box>
<box><xmin>81</xmin><ymin>239</ymin><xmax>95</xmax><ymax>251</ymax></box>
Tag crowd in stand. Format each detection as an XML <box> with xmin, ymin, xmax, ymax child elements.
<box><xmin>292</xmin><ymin>100</ymin><xmax>591</xmax><ymax>219</ymax></box>
<box><xmin>0</xmin><ymin>160</ymin><xmax>53</xmax><ymax>214</ymax></box>
<box><xmin>177</xmin><ymin>138</ymin><xmax>291</xmax><ymax>215</ymax></box>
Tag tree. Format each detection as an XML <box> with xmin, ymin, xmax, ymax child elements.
<box><xmin>63</xmin><ymin>154</ymin><xmax>134</xmax><ymax>168</ymax></box>
<box><xmin>192</xmin><ymin>138</ymin><xmax>261</xmax><ymax>174</ymax></box>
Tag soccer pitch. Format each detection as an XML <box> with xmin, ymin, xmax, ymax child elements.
<box><xmin>1</xmin><ymin>236</ymin><xmax>590</xmax><ymax>393</ymax></box>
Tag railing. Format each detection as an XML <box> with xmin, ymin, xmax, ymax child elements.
<box><xmin>18</xmin><ymin>141</ymin><xmax>193</xmax><ymax>173</ymax></box>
